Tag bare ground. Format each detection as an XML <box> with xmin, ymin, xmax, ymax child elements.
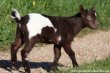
<box><xmin>0</xmin><ymin>30</ymin><xmax>110</xmax><ymax>73</ymax></box>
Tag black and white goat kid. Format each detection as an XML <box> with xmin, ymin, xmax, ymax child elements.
<box><xmin>10</xmin><ymin>5</ymin><xmax>99</xmax><ymax>73</ymax></box>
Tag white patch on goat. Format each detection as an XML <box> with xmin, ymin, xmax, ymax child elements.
<box><xmin>25</xmin><ymin>57</ymin><xmax>29</xmax><ymax>60</ymax></box>
<box><xmin>95</xmin><ymin>12</ymin><xmax>97</xmax><ymax>17</ymax></box>
<box><xmin>57</xmin><ymin>35</ymin><xmax>61</xmax><ymax>42</ymax></box>
<box><xmin>54</xmin><ymin>28</ymin><xmax>57</xmax><ymax>32</ymax></box>
<box><xmin>11</xmin><ymin>15</ymin><xmax>15</xmax><ymax>19</ymax></box>
<box><xmin>27</xmin><ymin>13</ymin><xmax>56</xmax><ymax>39</ymax></box>
<box><xmin>11</xmin><ymin>9</ymin><xmax>21</xmax><ymax>20</ymax></box>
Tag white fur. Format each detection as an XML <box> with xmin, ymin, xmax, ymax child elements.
<box><xmin>27</xmin><ymin>13</ymin><xmax>56</xmax><ymax>39</ymax></box>
<box><xmin>95</xmin><ymin>12</ymin><xmax>97</xmax><ymax>17</ymax></box>
<box><xmin>25</xmin><ymin>57</ymin><xmax>29</xmax><ymax>60</ymax></box>
<box><xmin>54</xmin><ymin>28</ymin><xmax>57</xmax><ymax>32</ymax></box>
<box><xmin>11</xmin><ymin>9</ymin><xmax>21</xmax><ymax>20</ymax></box>
<box><xmin>11</xmin><ymin>15</ymin><xmax>15</xmax><ymax>19</ymax></box>
<box><xmin>57</xmin><ymin>35</ymin><xmax>61</xmax><ymax>42</ymax></box>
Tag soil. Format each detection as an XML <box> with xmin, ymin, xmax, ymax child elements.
<box><xmin>0</xmin><ymin>30</ymin><xmax>110</xmax><ymax>73</ymax></box>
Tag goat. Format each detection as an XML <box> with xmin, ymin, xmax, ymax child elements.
<box><xmin>10</xmin><ymin>5</ymin><xmax>98</xmax><ymax>73</ymax></box>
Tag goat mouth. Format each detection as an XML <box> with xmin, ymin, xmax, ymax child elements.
<box><xmin>90</xmin><ymin>24</ymin><xmax>98</xmax><ymax>29</ymax></box>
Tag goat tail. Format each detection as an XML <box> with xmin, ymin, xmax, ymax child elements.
<box><xmin>11</xmin><ymin>9</ymin><xmax>21</xmax><ymax>21</ymax></box>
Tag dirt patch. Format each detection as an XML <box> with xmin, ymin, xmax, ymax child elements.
<box><xmin>0</xmin><ymin>31</ymin><xmax>110</xmax><ymax>73</ymax></box>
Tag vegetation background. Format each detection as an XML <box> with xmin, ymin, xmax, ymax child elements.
<box><xmin>0</xmin><ymin>0</ymin><xmax>110</xmax><ymax>49</ymax></box>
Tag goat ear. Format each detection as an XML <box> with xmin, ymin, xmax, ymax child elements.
<box><xmin>79</xmin><ymin>5</ymin><xmax>84</xmax><ymax>14</ymax></box>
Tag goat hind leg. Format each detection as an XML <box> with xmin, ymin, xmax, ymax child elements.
<box><xmin>11</xmin><ymin>39</ymin><xmax>23</xmax><ymax>70</ymax></box>
<box><xmin>51</xmin><ymin>44</ymin><xmax>62</xmax><ymax>70</ymax></box>
<box><xmin>21</xmin><ymin>39</ymin><xmax>35</xmax><ymax>73</ymax></box>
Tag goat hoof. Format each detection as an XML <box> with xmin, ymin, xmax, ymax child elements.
<box><xmin>24</xmin><ymin>67</ymin><xmax>30</xmax><ymax>73</ymax></box>
<box><xmin>25</xmin><ymin>71</ymin><xmax>30</xmax><ymax>73</ymax></box>
<box><xmin>25</xmin><ymin>70</ymin><xmax>30</xmax><ymax>73</ymax></box>
<box><xmin>11</xmin><ymin>65</ymin><xmax>18</xmax><ymax>70</ymax></box>
<box><xmin>11</xmin><ymin>63</ymin><xmax>18</xmax><ymax>70</ymax></box>
<box><xmin>73</xmin><ymin>64</ymin><xmax>79</xmax><ymax>67</ymax></box>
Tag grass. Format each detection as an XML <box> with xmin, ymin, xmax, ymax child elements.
<box><xmin>55</xmin><ymin>57</ymin><xmax>110</xmax><ymax>73</ymax></box>
<box><xmin>0</xmin><ymin>0</ymin><xmax>110</xmax><ymax>49</ymax></box>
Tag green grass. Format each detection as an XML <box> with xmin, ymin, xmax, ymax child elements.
<box><xmin>0</xmin><ymin>0</ymin><xmax>110</xmax><ymax>49</ymax></box>
<box><xmin>55</xmin><ymin>57</ymin><xmax>110</xmax><ymax>73</ymax></box>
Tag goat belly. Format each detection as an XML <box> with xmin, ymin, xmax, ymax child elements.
<box><xmin>26</xmin><ymin>13</ymin><xmax>56</xmax><ymax>39</ymax></box>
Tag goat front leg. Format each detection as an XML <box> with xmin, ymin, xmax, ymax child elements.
<box><xmin>11</xmin><ymin>38</ymin><xmax>23</xmax><ymax>70</ymax></box>
<box><xmin>51</xmin><ymin>44</ymin><xmax>62</xmax><ymax>70</ymax></box>
<box><xmin>63</xmin><ymin>42</ymin><xmax>78</xmax><ymax>67</ymax></box>
<box><xmin>21</xmin><ymin>39</ymin><xmax>35</xmax><ymax>73</ymax></box>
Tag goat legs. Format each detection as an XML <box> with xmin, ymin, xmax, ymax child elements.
<box><xmin>51</xmin><ymin>44</ymin><xmax>62</xmax><ymax>70</ymax></box>
<box><xmin>63</xmin><ymin>43</ymin><xmax>78</xmax><ymax>67</ymax></box>
<box><xmin>11</xmin><ymin>38</ymin><xmax>23</xmax><ymax>70</ymax></box>
<box><xmin>21</xmin><ymin>39</ymin><xmax>35</xmax><ymax>73</ymax></box>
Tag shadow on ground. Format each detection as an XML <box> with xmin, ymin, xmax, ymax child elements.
<box><xmin>0</xmin><ymin>60</ymin><xmax>64</xmax><ymax>73</ymax></box>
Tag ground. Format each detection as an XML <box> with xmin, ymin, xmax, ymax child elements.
<box><xmin>0</xmin><ymin>30</ymin><xmax>110</xmax><ymax>73</ymax></box>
